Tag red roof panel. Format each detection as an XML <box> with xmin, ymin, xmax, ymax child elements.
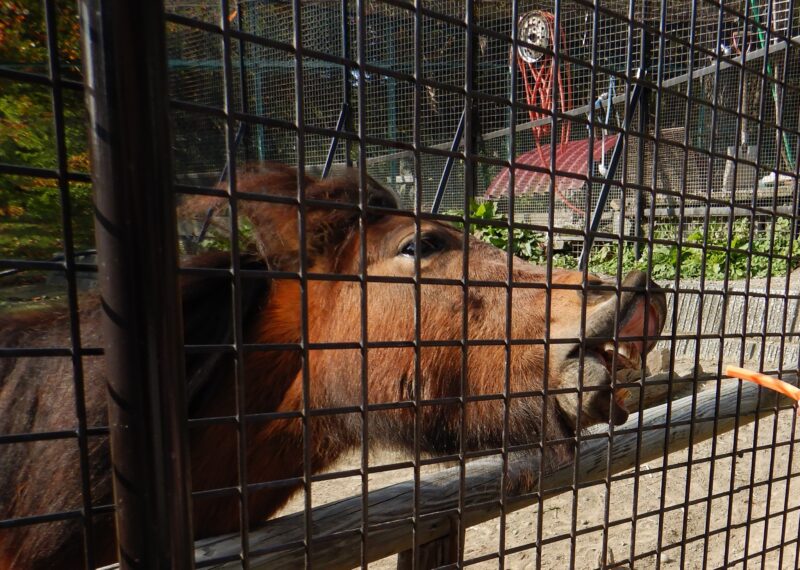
<box><xmin>485</xmin><ymin>134</ymin><xmax>619</xmax><ymax>199</ymax></box>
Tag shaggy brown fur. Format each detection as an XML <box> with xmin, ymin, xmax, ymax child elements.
<box><xmin>0</xmin><ymin>164</ymin><xmax>666</xmax><ymax>569</ymax></box>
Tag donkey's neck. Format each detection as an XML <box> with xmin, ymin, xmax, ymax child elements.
<box><xmin>190</xmin><ymin>279</ymin><xmax>308</xmax><ymax>537</ymax></box>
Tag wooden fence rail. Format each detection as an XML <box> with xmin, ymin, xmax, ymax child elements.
<box><xmin>183</xmin><ymin>373</ymin><xmax>797</xmax><ymax>569</ymax></box>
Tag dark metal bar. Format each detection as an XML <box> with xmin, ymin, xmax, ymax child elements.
<box><xmin>628</xmin><ymin>0</ymin><xmax>668</xmax><ymax>562</ymax></box>
<box><xmin>721</xmin><ymin>5</ymin><xmax>754</xmax><ymax>565</ymax></box>
<box><xmin>236</xmin><ymin>1</ymin><xmax>250</xmax><ymax>164</ymax></box>
<box><xmin>198</xmin><ymin>0</ymin><xmax>266</xmax><ymax>176</ymax></box>
<box><xmin>341</xmin><ymin>0</ymin><xmax>353</xmax><ymax>167</ymax></box>
<box><xmin>214</xmin><ymin>3</ymin><xmax>257</xmax><ymax>184</ymax></box>
<box><xmin>192</xmin><ymin>208</ymin><xmax>216</xmax><ymax>250</ymax></box>
<box><xmin>44</xmin><ymin>1</ymin><xmax>96</xmax><ymax>566</ymax></box>
<box><xmin>387</xmin><ymin>15</ymin><xmax>398</xmax><ymax>186</ymax></box>
<box><xmin>78</xmin><ymin>0</ymin><xmax>194</xmax><ymax>568</ymax></box>
<box><xmin>410</xmin><ymin>0</ymin><xmax>424</xmax><ymax>565</ymax></box>
<box><xmin>498</xmin><ymin>0</ymin><xmax>522</xmax><ymax>566</ymax></box>
<box><xmin>321</xmin><ymin>102</ymin><xmax>351</xmax><ymax>178</ymax></box>
<box><xmin>354</xmin><ymin>0</ymin><xmax>371</xmax><ymax>565</ymax></box>
<box><xmin>0</xmin><ymin>249</ymin><xmax>97</xmax><ymax>278</ymax></box>
<box><xmin>289</xmin><ymin>0</ymin><xmax>313</xmax><ymax>568</ymax></box>
<box><xmin>0</xmin><ymin>65</ymin><xmax>85</xmax><ymax>90</ymax></box>
<box><xmin>633</xmin><ymin>9</ymin><xmax>651</xmax><ymax>261</ymax></box>
<box><xmin>178</xmin><ymin>119</ymin><xmax>250</xmax><ymax>256</ymax></box>
<box><xmin>219</xmin><ymin>0</ymin><xmax>251</xmax><ymax>566</ymax></box>
<box><xmin>196</xmin><ymin>121</ymin><xmax>249</xmax><ymax>252</ymax></box>
<box><xmin>742</xmin><ymin>0</ymin><xmax>776</xmax><ymax>564</ymax></box>
<box><xmin>0</xmin><ymin>161</ymin><xmax>92</xmax><ymax>181</ymax></box>
<box><xmin>431</xmin><ymin>109</ymin><xmax>466</xmax><ymax>213</ymax></box>
<box><xmin>704</xmin><ymin>7</ymin><xmax>745</xmax><ymax>566</ymax></box>
<box><xmin>460</xmin><ymin>3</ymin><xmax>477</xmax><ymax>565</ymax></box>
<box><xmin>538</xmin><ymin>0</ymin><xmax>567</xmax><ymax>565</ymax></box>
<box><xmin>217</xmin><ymin>122</ymin><xmax>248</xmax><ymax>185</ymax></box>
<box><xmin>578</xmin><ymin>83</ymin><xmax>645</xmax><ymax>269</ymax></box>
<box><xmin>591</xmin><ymin>0</ymin><xmax>614</xmax><ymax>564</ymax></box>
<box><xmin>775</xmin><ymin>4</ymin><xmax>800</xmax><ymax>568</ymax></box>
<box><xmin>676</xmin><ymin>2</ymin><xmax>713</xmax><ymax>564</ymax></box>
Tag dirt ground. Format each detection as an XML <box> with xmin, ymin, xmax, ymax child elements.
<box><xmin>275</xmin><ymin>376</ymin><xmax>800</xmax><ymax>569</ymax></box>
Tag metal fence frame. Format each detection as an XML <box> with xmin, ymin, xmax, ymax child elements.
<box><xmin>2</xmin><ymin>0</ymin><xmax>800</xmax><ymax>569</ymax></box>
<box><xmin>80</xmin><ymin>0</ymin><xmax>195</xmax><ymax>566</ymax></box>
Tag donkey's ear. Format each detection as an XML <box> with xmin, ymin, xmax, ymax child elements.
<box><xmin>176</xmin><ymin>162</ymin><xmax>315</xmax><ymax>250</ymax></box>
<box><xmin>321</xmin><ymin>167</ymin><xmax>401</xmax><ymax>213</ymax></box>
<box><xmin>323</xmin><ymin>164</ymin><xmax>401</xmax><ymax>211</ymax></box>
<box><xmin>365</xmin><ymin>177</ymin><xmax>400</xmax><ymax>210</ymax></box>
<box><xmin>235</xmin><ymin>164</ymin><xmax>399</xmax><ymax>270</ymax></box>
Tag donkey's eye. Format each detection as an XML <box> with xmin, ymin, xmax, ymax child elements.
<box><xmin>400</xmin><ymin>234</ymin><xmax>446</xmax><ymax>258</ymax></box>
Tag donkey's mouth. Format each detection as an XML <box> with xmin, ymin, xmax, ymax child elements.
<box><xmin>554</xmin><ymin>271</ymin><xmax>667</xmax><ymax>429</ymax></box>
<box><xmin>588</xmin><ymin>289</ymin><xmax>663</xmax><ymax>395</ymax></box>
<box><xmin>571</xmin><ymin>344</ymin><xmax>643</xmax><ymax>426</ymax></box>
<box><xmin>577</xmin><ymin>281</ymin><xmax>664</xmax><ymax>366</ymax></box>
<box><xmin>585</xmin><ymin>285</ymin><xmax>665</xmax><ymax>420</ymax></box>
<box><xmin>584</xmin><ymin>343</ymin><xmax>642</xmax><ymax>416</ymax></box>
<box><xmin>591</xmin><ymin>341</ymin><xmax>643</xmax><ymax>374</ymax></box>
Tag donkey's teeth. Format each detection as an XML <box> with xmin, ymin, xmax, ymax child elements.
<box><xmin>600</xmin><ymin>342</ymin><xmax>643</xmax><ymax>370</ymax></box>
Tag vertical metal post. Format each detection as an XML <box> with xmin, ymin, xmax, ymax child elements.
<box><xmin>634</xmin><ymin>1</ymin><xmax>651</xmax><ymax>260</ymax></box>
<box><xmin>342</xmin><ymin>0</ymin><xmax>353</xmax><ymax>166</ymax></box>
<box><xmin>431</xmin><ymin>110</ymin><xmax>466</xmax><ymax>213</ymax></box>
<box><xmin>388</xmin><ymin>16</ymin><xmax>398</xmax><ymax>184</ymax></box>
<box><xmin>218</xmin><ymin>124</ymin><xmax>247</xmax><ymax>185</ymax></box>
<box><xmin>466</xmin><ymin>7</ymin><xmax>481</xmax><ymax>203</ymax></box>
<box><xmin>253</xmin><ymin>0</ymin><xmax>267</xmax><ymax>162</ymax></box>
<box><xmin>321</xmin><ymin>0</ymin><xmax>354</xmax><ymax>178</ymax></box>
<box><xmin>236</xmin><ymin>2</ymin><xmax>250</xmax><ymax>165</ymax></box>
<box><xmin>217</xmin><ymin>5</ymin><xmax>251</xmax><ymax>185</ymax></box>
<box><xmin>579</xmin><ymin>83</ymin><xmax>644</xmax><ymax>270</ymax></box>
<box><xmin>254</xmin><ymin>70</ymin><xmax>266</xmax><ymax>160</ymax></box>
<box><xmin>322</xmin><ymin>103</ymin><xmax>351</xmax><ymax>177</ymax></box>
<box><xmin>79</xmin><ymin>1</ymin><xmax>194</xmax><ymax>568</ymax></box>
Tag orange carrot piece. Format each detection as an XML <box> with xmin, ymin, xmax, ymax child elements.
<box><xmin>725</xmin><ymin>365</ymin><xmax>800</xmax><ymax>402</ymax></box>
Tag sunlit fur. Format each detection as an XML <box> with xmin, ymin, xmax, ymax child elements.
<box><xmin>0</xmin><ymin>165</ymin><xmax>665</xmax><ymax>569</ymax></box>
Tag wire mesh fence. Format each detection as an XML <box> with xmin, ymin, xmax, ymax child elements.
<box><xmin>166</xmin><ymin>0</ymin><xmax>800</xmax><ymax>233</ymax></box>
<box><xmin>2</xmin><ymin>0</ymin><xmax>800</xmax><ymax>569</ymax></box>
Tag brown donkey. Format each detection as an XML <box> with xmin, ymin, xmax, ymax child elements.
<box><xmin>0</xmin><ymin>165</ymin><xmax>666</xmax><ymax>569</ymax></box>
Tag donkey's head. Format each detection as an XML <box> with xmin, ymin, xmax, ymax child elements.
<box><xmin>192</xmin><ymin>164</ymin><xmax>666</xmax><ymax>465</ymax></box>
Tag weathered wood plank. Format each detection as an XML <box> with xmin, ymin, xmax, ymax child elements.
<box><xmin>395</xmin><ymin>525</ymin><xmax>458</xmax><ymax>570</ymax></box>
<box><xmin>187</xmin><ymin>374</ymin><xmax>797</xmax><ymax>569</ymax></box>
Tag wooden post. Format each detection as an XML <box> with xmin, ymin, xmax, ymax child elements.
<box><xmin>396</xmin><ymin>515</ymin><xmax>460</xmax><ymax>570</ymax></box>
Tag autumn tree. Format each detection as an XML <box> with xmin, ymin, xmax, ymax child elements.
<box><xmin>0</xmin><ymin>0</ymin><xmax>92</xmax><ymax>258</ymax></box>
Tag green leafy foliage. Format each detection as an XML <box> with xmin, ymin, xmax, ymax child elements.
<box><xmin>452</xmin><ymin>201</ymin><xmax>800</xmax><ymax>280</ymax></box>
<box><xmin>448</xmin><ymin>200</ymin><xmax>578</xmax><ymax>269</ymax></box>
<box><xmin>0</xmin><ymin>1</ymin><xmax>92</xmax><ymax>259</ymax></box>
<box><xmin>641</xmin><ymin>217</ymin><xmax>800</xmax><ymax>280</ymax></box>
<box><xmin>455</xmin><ymin>200</ymin><xmax>548</xmax><ymax>263</ymax></box>
<box><xmin>177</xmin><ymin>214</ymin><xmax>258</xmax><ymax>256</ymax></box>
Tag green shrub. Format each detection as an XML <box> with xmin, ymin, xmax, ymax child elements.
<box><xmin>451</xmin><ymin>201</ymin><xmax>800</xmax><ymax>280</ymax></box>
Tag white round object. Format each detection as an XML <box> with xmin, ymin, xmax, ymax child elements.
<box><xmin>518</xmin><ymin>13</ymin><xmax>550</xmax><ymax>63</ymax></box>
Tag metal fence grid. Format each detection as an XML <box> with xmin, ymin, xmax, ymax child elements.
<box><xmin>165</xmin><ymin>0</ymin><xmax>800</xmax><ymax>232</ymax></box>
<box><xmin>0</xmin><ymin>1</ymin><xmax>104</xmax><ymax>568</ymax></box>
<box><xmin>2</xmin><ymin>0</ymin><xmax>800</xmax><ymax>569</ymax></box>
